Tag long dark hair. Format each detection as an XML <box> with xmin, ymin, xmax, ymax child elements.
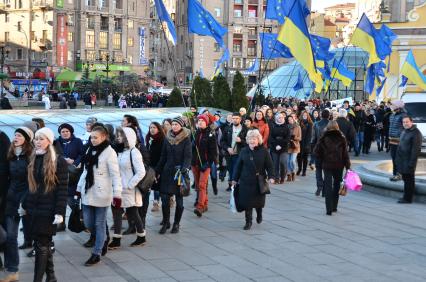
<box><xmin>254</xmin><ymin>110</ymin><xmax>266</xmax><ymax>123</ymax></box>
<box><xmin>7</xmin><ymin>138</ymin><xmax>33</xmax><ymax>160</ymax></box>
<box><xmin>145</xmin><ymin>122</ymin><xmax>165</xmax><ymax>145</ymax></box>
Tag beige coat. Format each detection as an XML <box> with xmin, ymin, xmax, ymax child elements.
<box><xmin>288</xmin><ymin>124</ymin><xmax>302</xmax><ymax>154</ymax></box>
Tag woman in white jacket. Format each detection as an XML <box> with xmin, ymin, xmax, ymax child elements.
<box><xmin>108</xmin><ymin>127</ymin><xmax>146</xmax><ymax>250</ymax></box>
<box><xmin>76</xmin><ymin>124</ymin><xmax>122</xmax><ymax>267</ymax></box>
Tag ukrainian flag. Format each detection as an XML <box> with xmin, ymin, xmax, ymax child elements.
<box><xmin>350</xmin><ymin>14</ymin><xmax>381</xmax><ymax>66</ymax></box>
<box><xmin>331</xmin><ymin>60</ymin><xmax>355</xmax><ymax>87</ymax></box>
<box><xmin>277</xmin><ymin>0</ymin><xmax>323</xmax><ymax>92</ymax></box>
<box><xmin>401</xmin><ymin>50</ymin><xmax>426</xmax><ymax>90</ymax></box>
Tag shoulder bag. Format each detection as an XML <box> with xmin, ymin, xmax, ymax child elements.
<box><xmin>130</xmin><ymin>148</ymin><xmax>157</xmax><ymax>194</ymax></box>
<box><xmin>250</xmin><ymin>150</ymin><xmax>271</xmax><ymax>195</ymax></box>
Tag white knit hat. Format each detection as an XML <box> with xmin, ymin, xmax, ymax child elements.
<box><xmin>35</xmin><ymin>127</ymin><xmax>55</xmax><ymax>144</ymax></box>
<box><xmin>15</xmin><ymin>126</ymin><xmax>34</xmax><ymax>142</ymax></box>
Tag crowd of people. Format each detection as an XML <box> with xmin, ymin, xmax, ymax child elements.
<box><xmin>0</xmin><ymin>97</ymin><xmax>423</xmax><ymax>281</ymax></box>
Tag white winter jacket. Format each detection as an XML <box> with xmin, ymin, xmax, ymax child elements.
<box><xmin>118</xmin><ymin>128</ymin><xmax>146</xmax><ymax>208</ymax></box>
<box><xmin>77</xmin><ymin>145</ymin><xmax>122</xmax><ymax>207</ymax></box>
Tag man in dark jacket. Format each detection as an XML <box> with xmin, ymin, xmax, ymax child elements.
<box><xmin>353</xmin><ymin>103</ymin><xmax>366</xmax><ymax>156</ymax></box>
<box><xmin>311</xmin><ymin>110</ymin><xmax>330</xmax><ymax>196</ymax></box>
<box><xmin>336</xmin><ymin>109</ymin><xmax>356</xmax><ymax>148</ymax></box>
<box><xmin>388</xmin><ymin>100</ymin><xmax>406</xmax><ymax>181</ymax></box>
<box><xmin>221</xmin><ymin>112</ymin><xmax>248</xmax><ymax>191</ymax></box>
<box><xmin>395</xmin><ymin>116</ymin><xmax>422</xmax><ymax>204</ymax></box>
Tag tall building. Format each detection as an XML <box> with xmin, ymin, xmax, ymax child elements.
<box><xmin>0</xmin><ymin>0</ymin><xmax>150</xmax><ymax>92</ymax></box>
<box><xmin>173</xmin><ymin>0</ymin><xmax>286</xmax><ymax>88</ymax></box>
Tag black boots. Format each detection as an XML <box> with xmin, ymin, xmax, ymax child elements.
<box><xmin>56</xmin><ymin>222</ymin><xmax>66</xmax><ymax>232</ymax></box>
<box><xmin>244</xmin><ymin>209</ymin><xmax>253</xmax><ymax>230</ymax></box>
<box><xmin>212</xmin><ymin>178</ymin><xmax>218</xmax><ymax>195</ymax></box>
<box><xmin>85</xmin><ymin>254</ymin><xmax>100</xmax><ymax>267</ymax></box>
<box><xmin>33</xmin><ymin>241</ymin><xmax>56</xmax><ymax>282</ymax></box>
<box><xmin>19</xmin><ymin>241</ymin><xmax>32</xmax><ymax>250</ymax></box>
<box><xmin>159</xmin><ymin>205</ymin><xmax>171</xmax><ymax>234</ymax></box>
<box><xmin>131</xmin><ymin>234</ymin><xmax>146</xmax><ymax>247</ymax></box>
<box><xmin>256</xmin><ymin>208</ymin><xmax>262</xmax><ymax>224</ymax></box>
<box><xmin>84</xmin><ymin>235</ymin><xmax>95</xmax><ymax>248</ymax></box>
<box><xmin>171</xmin><ymin>206</ymin><xmax>184</xmax><ymax>234</ymax></box>
<box><xmin>107</xmin><ymin>236</ymin><xmax>121</xmax><ymax>250</ymax></box>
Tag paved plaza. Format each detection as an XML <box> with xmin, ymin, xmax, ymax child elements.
<box><xmin>15</xmin><ymin>151</ymin><xmax>426</xmax><ymax>282</ymax></box>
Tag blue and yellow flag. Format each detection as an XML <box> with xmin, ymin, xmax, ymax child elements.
<box><xmin>293</xmin><ymin>72</ymin><xmax>304</xmax><ymax>91</ymax></box>
<box><xmin>154</xmin><ymin>0</ymin><xmax>177</xmax><ymax>45</ymax></box>
<box><xmin>211</xmin><ymin>48</ymin><xmax>230</xmax><ymax>79</ymax></box>
<box><xmin>266</xmin><ymin>0</ymin><xmax>310</xmax><ymax>24</ymax></box>
<box><xmin>188</xmin><ymin>0</ymin><xmax>227</xmax><ymax>47</ymax></box>
<box><xmin>311</xmin><ymin>35</ymin><xmax>334</xmax><ymax>62</ymax></box>
<box><xmin>260</xmin><ymin>33</ymin><xmax>293</xmax><ymax>59</ymax></box>
<box><xmin>277</xmin><ymin>0</ymin><xmax>322</xmax><ymax>92</ymax></box>
<box><xmin>401</xmin><ymin>50</ymin><xmax>426</xmax><ymax>90</ymax></box>
<box><xmin>244</xmin><ymin>58</ymin><xmax>260</xmax><ymax>74</ymax></box>
<box><xmin>331</xmin><ymin>60</ymin><xmax>355</xmax><ymax>87</ymax></box>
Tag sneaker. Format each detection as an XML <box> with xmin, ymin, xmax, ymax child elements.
<box><xmin>390</xmin><ymin>175</ymin><xmax>402</xmax><ymax>182</ymax></box>
<box><xmin>151</xmin><ymin>201</ymin><xmax>160</xmax><ymax>212</ymax></box>
<box><xmin>0</xmin><ymin>270</ymin><xmax>19</xmax><ymax>282</ymax></box>
<box><xmin>84</xmin><ymin>254</ymin><xmax>100</xmax><ymax>267</ymax></box>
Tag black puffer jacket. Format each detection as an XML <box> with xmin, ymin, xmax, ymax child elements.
<box><xmin>268</xmin><ymin>123</ymin><xmax>290</xmax><ymax>153</ymax></box>
<box><xmin>5</xmin><ymin>154</ymin><xmax>30</xmax><ymax>217</ymax></box>
<box><xmin>314</xmin><ymin>130</ymin><xmax>351</xmax><ymax>170</ymax></box>
<box><xmin>395</xmin><ymin>125</ymin><xmax>422</xmax><ymax>174</ymax></box>
<box><xmin>146</xmin><ymin>134</ymin><xmax>164</xmax><ymax>191</ymax></box>
<box><xmin>156</xmin><ymin>128</ymin><xmax>192</xmax><ymax>195</ymax></box>
<box><xmin>23</xmin><ymin>154</ymin><xmax>68</xmax><ymax>220</ymax></box>
<box><xmin>299</xmin><ymin>120</ymin><xmax>313</xmax><ymax>153</ymax></box>
<box><xmin>192</xmin><ymin>127</ymin><xmax>218</xmax><ymax>167</ymax></box>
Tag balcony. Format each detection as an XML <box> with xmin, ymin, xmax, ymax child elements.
<box><xmin>0</xmin><ymin>3</ymin><xmax>6</xmax><ymax>14</ymax></box>
<box><xmin>33</xmin><ymin>0</ymin><xmax>54</xmax><ymax>9</ymax></box>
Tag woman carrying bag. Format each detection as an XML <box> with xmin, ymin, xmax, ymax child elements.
<box><xmin>108</xmin><ymin>127</ymin><xmax>146</xmax><ymax>250</ymax></box>
<box><xmin>23</xmin><ymin>127</ymin><xmax>68</xmax><ymax>282</ymax></box>
<box><xmin>232</xmin><ymin>129</ymin><xmax>274</xmax><ymax>230</ymax></box>
<box><xmin>155</xmin><ymin>116</ymin><xmax>192</xmax><ymax>234</ymax></box>
<box><xmin>76</xmin><ymin>124</ymin><xmax>122</xmax><ymax>266</ymax></box>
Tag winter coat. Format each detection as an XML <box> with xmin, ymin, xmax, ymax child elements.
<box><xmin>68</xmin><ymin>97</ymin><xmax>77</xmax><ymax>109</ymax></box>
<box><xmin>5</xmin><ymin>154</ymin><xmax>30</xmax><ymax>217</ymax></box>
<box><xmin>253</xmin><ymin>120</ymin><xmax>270</xmax><ymax>148</ymax></box>
<box><xmin>288</xmin><ymin>124</ymin><xmax>302</xmax><ymax>154</ymax></box>
<box><xmin>155</xmin><ymin>128</ymin><xmax>192</xmax><ymax>195</ymax></box>
<box><xmin>353</xmin><ymin>110</ymin><xmax>366</xmax><ymax>132</ymax></box>
<box><xmin>221</xmin><ymin>124</ymin><xmax>248</xmax><ymax>156</ymax></box>
<box><xmin>77</xmin><ymin>145</ymin><xmax>123</xmax><ymax>207</ymax></box>
<box><xmin>23</xmin><ymin>154</ymin><xmax>68</xmax><ymax>236</ymax></box>
<box><xmin>336</xmin><ymin>117</ymin><xmax>356</xmax><ymax>146</ymax></box>
<box><xmin>268</xmin><ymin>123</ymin><xmax>290</xmax><ymax>154</ymax></box>
<box><xmin>299</xmin><ymin>120</ymin><xmax>313</xmax><ymax>154</ymax></box>
<box><xmin>191</xmin><ymin>127</ymin><xmax>218</xmax><ymax>167</ymax></box>
<box><xmin>233</xmin><ymin>146</ymin><xmax>274</xmax><ymax>209</ymax></box>
<box><xmin>314</xmin><ymin>130</ymin><xmax>351</xmax><ymax>170</ymax></box>
<box><xmin>57</xmin><ymin>136</ymin><xmax>84</xmax><ymax>166</ymax></box>
<box><xmin>117</xmin><ymin>128</ymin><xmax>146</xmax><ymax>208</ymax></box>
<box><xmin>389</xmin><ymin>110</ymin><xmax>406</xmax><ymax>143</ymax></box>
<box><xmin>395</xmin><ymin>125</ymin><xmax>422</xmax><ymax>174</ymax></box>
<box><xmin>364</xmin><ymin>114</ymin><xmax>376</xmax><ymax>142</ymax></box>
<box><xmin>0</xmin><ymin>131</ymin><xmax>11</xmax><ymax>224</ymax></box>
<box><xmin>311</xmin><ymin>118</ymin><xmax>329</xmax><ymax>146</ymax></box>
<box><xmin>146</xmin><ymin>134</ymin><xmax>164</xmax><ymax>191</ymax></box>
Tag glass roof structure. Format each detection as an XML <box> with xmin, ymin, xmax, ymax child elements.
<box><xmin>0</xmin><ymin>107</ymin><xmax>209</xmax><ymax>140</ymax></box>
<box><xmin>247</xmin><ymin>47</ymin><xmax>369</xmax><ymax>100</ymax></box>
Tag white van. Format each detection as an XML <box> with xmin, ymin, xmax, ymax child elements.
<box><xmin>401</xmin><ymin>93</ymin><xmax>426</xmax><ymax>153</ymax></box>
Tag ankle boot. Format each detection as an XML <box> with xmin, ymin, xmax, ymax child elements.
<box><xmin>159</xmin><ymin>205</ymin><xmax>171</xmax><ymax>234</ymax></box>
<box><xmin>84</xmin><ymin>234</ymin><xmax>95</xmax><ymax>248</ymax></box>
<box><xmin>107</xmin><ymin>236</ymin><xmax>121</xmax><ymax>250</ymax></box>
<box><xmin>291</xmin><ymin>172</ymin><xmax>295</xmax><ymax>181</ymax></box>
<box><xmin>212</xmin><ymin>178</ymin><xmax>218</xmax><ymax>195</ymax></box>
<box><xmin>244</xmin><ymin>209</ymin><xmax>252</xmax><ymax>230</ymax></box>
<box><xmin>84</xmin><ymin>254</ymin><xmax>100</xmax><ymax>267</ymax></box>
<box><xmin>256</xmin><ymin>208</ymin><xmax>263</xmax><ymax>224</ymax></box>
<box><xmin>45</xmin><ymin>247</ymin><xmax>57</xmax><ymax>282</ymax></box>
<box><xmin>286</xmin><ymin>174</ymin><xmax>292</xmax><ymax>182</ymax></box>
<box><xmin>279</xmin><ymin>176</ymin><xmax>285</xmax><ymax>184</ymax></box>
<box><xmin>131</xmin><ymin>232</ymin><xmax>146</xmax><ymax>247</ymax></box>
<box><xmin>101</xmin><ymin>236</ymin><xmax>109</xmax><ymax>256</ymax></box>
<box><xmin>296</xmin><ymin>169</ymin><xmax>301</xmax><ymax>176</ymax></box>
<box><xmin>171</xmin><ymin>206</ymin><xmax>184</xmax><ymax>234</ymax></box>
<box><xmin>33</xmin><ymin>242</ymin><xmax>49</xmax><ymax>282</ymax></box>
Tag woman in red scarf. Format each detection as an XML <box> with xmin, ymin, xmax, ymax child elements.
<box><xmin>253</xmin><ymin>110</ymin><xmax>270</xmax><ymax>148</ymax></box>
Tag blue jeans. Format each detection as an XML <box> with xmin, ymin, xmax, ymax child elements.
<box><xmin>153</xmin><ymin>190</ymin><xmax>160</xmax><ymax>201</ymax></box>
<box><xmin>354</xmin><ymin>131</ymin><xmax>364</xmax><ymax>155</ymax></box>
<box><xmin>4</xmin><ymin>216</ymin><xmax>20</xmax><ymax>272</ymax></box>
<box><xmin>82</xmin><ymin>205</ymin><xmax>107</xmax><ymax>256</ymax></box>
<box><xmin>227</xmin><ymin>155</ymin><xmax>239</xmax><ymax>182</ymax></box>
<box><xmin>287</xmin><ymin>153</ymin><xmax>298</xmax><ymax>173</ymax></box>
<box><xmin>210</xmin><ymin>162</ymin><xmax>218</xmax><ymax>181</ymax></box>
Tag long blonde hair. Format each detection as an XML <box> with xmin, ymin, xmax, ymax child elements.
<box><xmin>28</xmin><ymin>137</ymin><xmax>58</xmax><ymax>194</ymax></box>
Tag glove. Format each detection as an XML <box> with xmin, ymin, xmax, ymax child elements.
<box><xmin>180</xmin><ymin>168</ymin><xmax>190</xmax><ymax>175</ymax></box>
<box><xmin>276</xmin><ymin>145</ymin><xmax>281</xmax><ymax>151</ymax></box>
<box><xmin>112</xmin><ymin>197</ymin><xmax>122</xmax><ymax>209</ymax></box>
<box><xmin>18</xmin><ymin>205</ymin><xmax>26</xmax><ymax>217</ymax></box>
<box><xmin>52</xmin><ymin>215</ymin><xmax>64</xmax><ymax>225</ymax></box>
<box><xmin>75</xmin><ymin>191</ymin><xmax>81</xmax><ymax>199</ymax></box>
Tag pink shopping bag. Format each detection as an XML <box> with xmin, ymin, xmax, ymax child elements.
<box><xmin>344</xmin><ymin>170</ymin><xmax>363</xmax><ymax>191</ymax></box>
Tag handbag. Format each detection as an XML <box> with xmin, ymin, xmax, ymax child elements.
<box><xmin>68</xmin><ymin>164</ymin><xmax>83</xmax><ymax>187</ymax></box>
<box><xmin>68</xmin><ymin>202</ymin><xmax>85</xmax><ymax>233</ymax></box>
<box><xmin>344</xmin><ymin>170</ymin><xmax>363</xmax><ymax>191</ymax></box>
<box><xmin>338</xmin><ymin>182</ymin><xmax>347</xmax><ymax>196</ymax></box>
<box><xmin>130</xmin><ymin>148</ymin><xmax>156</xmax><ymax>194</ymax></box>
<box><xmin>174</xmin><ymin>169</ymin><xmax>190</xmax><ymax>197</ymax></box>
<box><xmin>250</xmin><ymin>151</ymin><xmax>271</xmax><ymax>195</ymax></box>
<box><xmin>233</xmin><ymin>184</ymin><xmax>244</xmax><ymax>212</ymax></box>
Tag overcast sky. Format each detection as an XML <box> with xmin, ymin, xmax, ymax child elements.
<box><xmin>311</xmin><ymin>0</ymin><xmax>356</xmax><ymax>12</ymax></box>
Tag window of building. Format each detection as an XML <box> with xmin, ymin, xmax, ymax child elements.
<box><xmin>86</xmin><ymin>50</ymin><xmax>96</xmax><ymax>61</ymax></box>
<box><xmin>128</xmin><ymin>19</ymin><xmax>134</xmax><ymax>28</ymax></box>
<box><xmin>87</xmin><ymin>16</ymin><xmax>95</xmax><ymax>29</ymax></box>
<box><xmin>214</xmin><ymin>43</ymin><xmax>220</xmax><ymax>52</ymax></box>
<box><xmin>30</xmin><ymin>31</ymin><xmax>35</xmax><ymax>41</ymax></box>
<box><xmin>114</xmin><ymin>0</ymin><xmax>123</xmax><ymax>9</ymax></box>
<box><xmin>17</xmin><ymin>49</ymin><xmax>23</xmax><ymax>60</ymax></box>
<box><xmin>113</xmin><ymin>33</ymin><xmax>121</xmax><ymax>49</ymax></box>
<box><xmin>248</xmin><ymin>27</ymin><xmax>256</xmax><ymax>36</ymax></box>
<box><xmin>101</xmin><ymin>17</ymin><xmax>109</xmax><ymax>30</ymax></box>
<box><xmin>248</xmin><ymin>40</ymin><xmax>257</xmax><ymax>56</ymax></box>
<box><xmin>67</xmin><ymin>14</ymin><xmax>74</xmax><ymax>26</ymax></box>
<box><xmin>128</xmin><ymin>55</ymin><xmax>133</xmax><ymax>64</ymax></box>
<box><xmin>86</xmin><ymin>0</ymin><xmax>96</xmax><ymax>6</ymax></box>
<box><xmin>114</xmin><ymin>52</ymin><xmax>123</xmax><ymax>63</ymax></box>
<box><xmin>214</xmin><ymin>8</ymin><xmax>221</xmax><ymax>17</ymax></box>
<box><xmin>233</xmin><ymin>40</ymin><xmax>242</xmax><ymax>53</ymax></box>
<box><xmin>17</xmin><ymin>0</ymin><xmax>23</xmax><ymax>9</ymax></box>
<box><xmin>128</xmin><ymin>37</ymin><xmax>134</xmax><ymax>46</ymax></box>
<box><xmin>234</xmin><ymin>0</ymin><xmax>243</xmax><ymax>4</ymax></box>
<box><xmin>86</xmin><ymin>30</ymin><xmax>95</xmax><ymax>48</ymax></box>
<box><xmin>100</xmin><ymin>31</ymin><xmax>108</xmax><ymax>49</ymax></box>
<box><xmin>42</xmin><ymin>30</ymin><xmax>47</xmax><ymax>43</ymax></box>
<box><xmin>68</xmin><ymin>32</ymin><xmax>73</xmax><ymax>42</ymax></box>
<box><xmin>234</xmin><ymin>8</ymin><xmax>242</xmax><ymax>18</ymax></box>
<box><xmin>5</xmin><ymin>14</ymin><xmax>9</xmax><ymax>23</ymax></box>
<box><xmin>17</xmin><ymin>21</ymin><xmax>22</xmax><ymax>31</ymax></box>
<box><xmin>99</xmin><ymin>51</ymin><xmax>109</xmax><ymax>61</ymax></box>
<box><xmin>132</xmin><ymin>1</ymin><xmax>135</xmax><ymax>11</ymax></box>
<box><xmin>4</xmin><ymin>32</ymin><xmax>9</xmax><ymax>42</ymax></box>
<box><xmin>248</xmin><ymin>6</ymin><xmax>257</xmax><ymax>18</ymax></box>
<box><xmin>68</xmin><ymin>51</ymin><xmax>72</xmax><ymax>62</ymax></box>
<box><xmin>100</xmin><ymin>0</ymin><xmax>108</xmax><ymax>8</ymax></box>
<box><xmin>232</xmin><ymin>57</ymin><xmax>243</xmax><ymax>68</ymax></box>
<box><xmin>114</xmin><ymin>18</ymin><xmax>122</xmax><ymax>32</ymax></box>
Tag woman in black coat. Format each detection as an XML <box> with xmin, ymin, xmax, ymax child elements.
<box><xmin>2</xmin><ymin>127</ymin><xmax>33</xmax><ymax>282</ymax></box>
<box><xmin>268</xmin><ymin>112</ymin><xmax>290</xmax><ymax>183</ymax></box>
<box><xmin>297</xmin><ymin>111</ymin><xmax>313</xmax><ymax>176</ymax></box>
<box><xmin>155</xmin><ymin>116</ymin><xmax>192</xmax><ymax>234</ymax></box>
<box><xmin>314</xmin><ymin>121</ymin><xmax>350</xmax><ymax>216</ymax></box>
<box><xmin>363</xmin><ymin>109</ymin><xmax>376</xmax><ymax>154</ymax></box>
<box><xmin>233</xmin><ymin>129</ymin><xmax>274</xmax><ymax>230</ymax></box>
<box><xmin>23</xmin><ymin>128</ymin><xmax>68</xmax><ymax>282</ymax></box>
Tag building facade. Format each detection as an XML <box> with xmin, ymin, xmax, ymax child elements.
<box><xmin>0</xmin><ymin>0</ymin><xmax>150</xmax><ymax>83</ymax></box>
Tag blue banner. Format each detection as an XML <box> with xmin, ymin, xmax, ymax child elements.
<box><xmin>139</xmin><ymin>27</ymin><xmax>148</xmax><ymax>65</ymax></box>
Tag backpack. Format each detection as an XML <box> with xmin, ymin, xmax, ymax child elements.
<box><xmin>129</xmin><ymin>148</ymin><xmax>156</xmax><ymax>194</ymax></box>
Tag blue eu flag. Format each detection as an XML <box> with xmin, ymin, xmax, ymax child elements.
<box><xmin>266</xmin><ymin>0</ymin><xmax>310</xmax><ymax>24</ymax></box>
<box><xmin>260</xmin><ymin>33</ymin><xmax>292</xmax><ymax>59</ymax></box>
<box><xmin>188</xmin><ymin>0</ymin><xmax>228</xmax><ymax>47</ymax></box>
<box><xmin>154</xmin><ymin>0</ymin><xmax>177</xmax><ymax>45</ymax></box>
<box><xmin>293</xmin><ymin>72</ymin><xmax>304</xmax><ymax>91</ymax></box>
<box><xmin>311</xmin><ymin>34</ymin><xmax>334</xmax><ymax>61</ymax></box>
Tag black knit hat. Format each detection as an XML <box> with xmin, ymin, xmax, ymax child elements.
<box><xmin>58</xmin><ymin>123</ymin><xmax>74</xmax><ymax>134</ymax></box>
<box><xmin>172</xmin><ymin>116</ymin><xmax>185</xmax><ymax>127</ymax></box>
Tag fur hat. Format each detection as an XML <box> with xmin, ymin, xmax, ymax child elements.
<box><xmin>35</xmin><ymin>127</ymin><xmax>55</xmax><ymax>144</ymax></box>
<box><xmin>172</xmin><ymin>116</ymin><xmax>185</xmax><ymax>127</ymax></box>
<box><xmin>15</xmin><ymin>127</ymin><xmax>34</xmax><ymax>142</ymax></box>
<box><xmin>58</xmin><ymin>123</ymin><xmax>74</xmax><ymax>134</ymax></box>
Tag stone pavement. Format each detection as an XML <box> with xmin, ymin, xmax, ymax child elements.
<box><xmin>15</xmin><ymin>150</ymin><xmax>426</xmax><ymax>282</ymax></box>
